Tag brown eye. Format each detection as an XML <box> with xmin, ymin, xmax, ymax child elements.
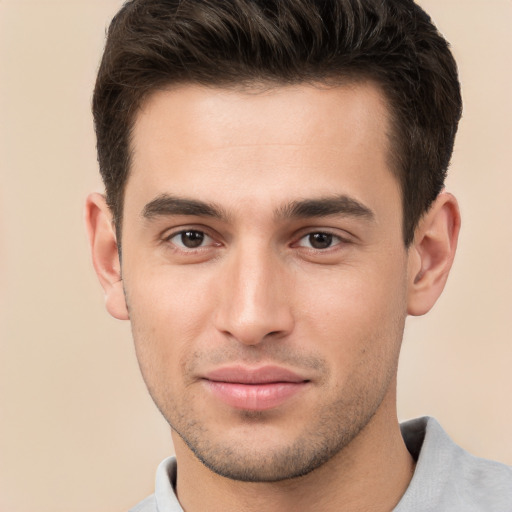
<box><xmin>181</xmin><ymin>231</ymin><xmax>204</xmax><ymax>248</ymax></box>
<box><xmin>169</xmin><ymin>230</ymin><xmax>209</xmax><ymax>249</ymax></box>
<box><xmin>296</xmin><ymin>232</ymin><xmax>344</xmax><ymax>250</ymax></box>
<box><xmin>308</xmin><ymin>233</ymin><xmax>333</xmax><ymax>249</ymax></box>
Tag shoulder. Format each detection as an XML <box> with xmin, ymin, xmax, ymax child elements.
<box><xmin>397</xmin><ymin>417</ymin><xmax>512</xmax><ymax>511</ymax></box>
<box><xmin>129</xmin><ymin>494</ymin><xmax>157</xmax><ymax>512</ymax></box>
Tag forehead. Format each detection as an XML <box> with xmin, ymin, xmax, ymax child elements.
<box><xmin>132</xmin><ymin>80</ymin><xmax>391</xmax><ymax>154</ymax></box>
<box><xmin>126</xmin><ymin>82</ymin><xmax>399</xmax><ymax>224</ymax></box>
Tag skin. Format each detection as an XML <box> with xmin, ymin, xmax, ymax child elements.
<box><xmin>86</xmin><ymin>82</ymin><xmax>460</xmax><ymax>511</ymax></box>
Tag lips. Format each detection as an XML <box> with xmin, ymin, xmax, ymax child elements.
<box><xmin>202</xmin><ymin>365</ymin><xmax>310</xmax><ymax>411</ymax></box>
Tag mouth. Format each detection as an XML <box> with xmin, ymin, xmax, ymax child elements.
<box><xmin>202</xmin><ymin>365</ymin><xmax>310</xmax><ymax>411</ymax></box>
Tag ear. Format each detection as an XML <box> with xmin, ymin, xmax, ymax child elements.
<box><xmin>407</xmin><ymin>192</ymin><xmax>461</xmax><ymax>316</ymax></box>
<box><xmin>84</xmin><ymin>193</ymin><xmax>129</xmax><ymax>320</ymax></box>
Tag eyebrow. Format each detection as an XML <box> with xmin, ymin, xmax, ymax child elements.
<box><xmin>142</xmin><ymin>194</ymin><xmax>229</xmax><ymax>220</ymax></box>
<box><xmin>276</xmin><ymin>195</ymin><xmax>375</xmax><ymax>221</ymax></box>
<box><xmin>141</xmin><ymin>193</ymin><xmax>374</xmax><ymax>222</ymax></box>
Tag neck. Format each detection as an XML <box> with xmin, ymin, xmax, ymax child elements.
<box><xmin>173</xmin><ymin>392</ymin><xmax>415</xmax><ymax>512</ymax></box>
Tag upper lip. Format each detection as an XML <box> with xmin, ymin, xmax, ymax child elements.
<box><xmin>203</xmin><ymin>365</ymin><xmax>309</xmax><ymax>384</ymax></box>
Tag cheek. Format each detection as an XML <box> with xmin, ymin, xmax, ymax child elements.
<box><xmin>127</xmin><ymin>262</ymin><xmax>217</xmax><ymax>328</ymax></box>
<box><xmin>295</xmin><ymin>256</ymin><xmax>408</xmax><ymax>364</ymax></box>
<box><xmin>124</xmin><ymin>267</ymin><xmax>216</xmax><ymax>386</ymax></box>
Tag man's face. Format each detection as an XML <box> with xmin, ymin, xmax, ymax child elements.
<box><xmin>121</xmin><ymin>82</ymin><xmax>411</xmax><ymax>481</ymax></box>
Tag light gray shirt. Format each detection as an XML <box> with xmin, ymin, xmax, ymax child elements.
<box><xmin>130</xmin><ymin>417</ymin><xmax>512</xmax><ymax>511</ymax></box>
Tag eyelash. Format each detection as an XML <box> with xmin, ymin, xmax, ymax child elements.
<box><xmin>293</xmin><ymin>231</ymin><xmax>347</xmax><ymax>251</ymax></box>
<box><xmin>163</xmin><ymin>229</ymin><xmax>218</xmax><ymax>251</ymax></box>
<box><xmin>162</xmin><ymin>228</ymin><xmax>350</xmax><ymax>253</ymax></box>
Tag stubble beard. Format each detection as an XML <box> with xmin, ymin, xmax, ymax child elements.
<box><xmin>162</xmin><ymin>371</ymin><xmax>394</xmax><ymax>483</ymax></box>
<box><xmin>127</xmin><ymin>287</ymin><xmax>405</xmax><ymax>484</ymax></box>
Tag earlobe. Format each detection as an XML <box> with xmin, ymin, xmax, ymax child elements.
<box><xmin>84</xmin><ymin>193</ymin><xmax>129</xmax><ymax>320</ymax></box>
<box><xmin>407</xmin><ymin>192</ymin><xmax>461</xmax><ymax>316</ymax></box>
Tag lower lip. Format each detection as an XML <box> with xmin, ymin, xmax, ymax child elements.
<box><xmin>204</xmin><ymin>380</ymin><xmax>308</xmax><ymax>411</ymax></box>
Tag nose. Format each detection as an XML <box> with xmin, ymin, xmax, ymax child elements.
<box><xmin>213</xmin><ymin>244</ymin><xmax>295</xmax><ymax>346</ymax></box>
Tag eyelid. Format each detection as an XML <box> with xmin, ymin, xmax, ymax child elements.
<box><xmin>291</xmin><ymin>227</ymin><xmax>353</xmax><ymax>246</ymax></box>
<box><xmin>162</xmin><ymin>226</ymin><xmax>221</xmax><ymax>250</ymax></box>
<box><xmin>171</xmin><ymin>230</ymin><xmax>210</xmax><ymax>248</ymax></box>
<box><xmin>159</xmin><ymin>224</ymin><xmax>354</xmax><ymax>252</ymax></box>
<box><xmin>161</xmin><ymin>223</ymin><xmax>214</xmax><ymax>239</ymax></box>
<box><xmin>296</xmin><ymin>232</ymin><xmax>344</xmax><ymax>250</ymax></box>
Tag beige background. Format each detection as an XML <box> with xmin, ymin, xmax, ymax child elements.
<box><xmin>0</xmin><ymin>0</ymin><xmax>511</xmax><ymax>511</ymax></box>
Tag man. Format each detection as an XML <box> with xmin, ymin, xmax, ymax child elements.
<box><xmin>85</xmin><ymin>0</ymin><xmax>512</xmax><ymax>510</ymax></box>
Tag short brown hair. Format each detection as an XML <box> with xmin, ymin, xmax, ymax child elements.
<box><xmin>93</xmin><ymin>0</ymin><xmax>462</xmax><ymax>246</ymax></box>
